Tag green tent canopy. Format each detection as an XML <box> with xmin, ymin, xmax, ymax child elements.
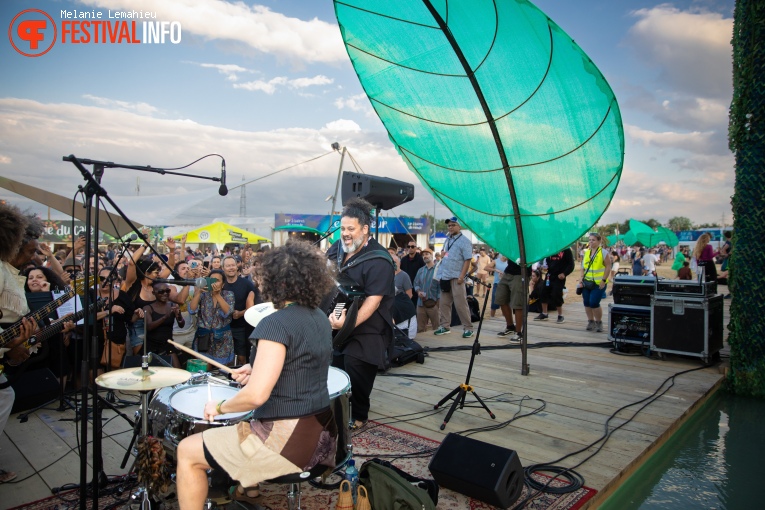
<box><xmin>334</xmin><ymin>0</ymin><xmax>624</xmax><ymax>263</ymax></box>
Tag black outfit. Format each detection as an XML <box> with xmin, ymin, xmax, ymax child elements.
<box><xmin>223</xmin><ymin>276</ymin><xmax>257</xmax><ymax>358</ymax></box>
<box><xmin>145</xmin><ymin>304</ymin><xmax>175</xmax><ymax>355</ymax></box>
<box><xmin>104</xmin><ymin>290</ymin><xmax>135</xmax><ymax>345</ymax></box>
<box><xmin>541</xmin><ymin>248</ymin><xmax>575</xmax><ymax>308</ymax></box>
<box><xmin>326</xmin><ymin>237</ymin><xmax>394</xmax><ymax>422</ymax></box>
<box><xmin>248</xmin><ymin>305</ymin><xmax>332</xmax><ymax>419</ymax></box>
<box><xmin>399</xmin><ymin>252</ymin><xmax>425</xmax><ymax>309</ymax></box>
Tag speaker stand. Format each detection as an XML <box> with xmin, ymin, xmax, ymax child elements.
<box><xmin>433</xmin><ymin>278</ymin><xmax>495</xmax><ymax>430</ymax></box>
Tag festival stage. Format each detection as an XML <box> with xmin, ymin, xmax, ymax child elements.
<box><xmin>0</xmin><ymin>289</ymin><xmax>728</xmax><ymax>509</ymax></box>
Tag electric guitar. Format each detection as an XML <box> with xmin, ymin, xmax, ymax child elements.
<box><xmin>3</xmin><ymin>297</ymin><xmax>108</xmax><ymax>370</ymax></box>
<box><xmin>0</xmin><ymin>275</ymin><xmax>94</xmax><ymax>350</ymax></box>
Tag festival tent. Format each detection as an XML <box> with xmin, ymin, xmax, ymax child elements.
<box><xmin>627</xmin><ymin>219</ymin><xmax>679</xmax><ymax>247</ymax></box>
<box><xmin>173</xmin><ymin>222</ymin><xmax>270</xmax><ymax>248</ymax></box>
<box><xmin>657</xmin><ymin>226</ymin><xmax>680</xmax><ymax>247</ymax></box>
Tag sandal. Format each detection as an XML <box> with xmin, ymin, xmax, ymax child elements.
<box><xmin>0</xmin><ymin>469</ymin><xmax>17</xmax><ymax>483</ymax></box>
<box><xmin>229</xmin><ymin>484</ymin><xmax>260</xmax><ymax>503</ymax></box>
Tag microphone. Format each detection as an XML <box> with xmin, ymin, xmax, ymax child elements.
<box><xmin>218</xmin><ymin>159</ymin><xmax>228</xmax><ymax>196</ymax></box>
<box><xmin>152</xmin><ymin>277</ymin><xmax>217</xmax><ymax>289</ymax></box>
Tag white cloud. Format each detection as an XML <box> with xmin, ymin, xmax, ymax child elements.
<box><xmin>626</xmin><ymin>6</ymin><xmax>733</xmax><ymax>99</ymax></box>
<box><xmin>233</xmin><ymin>75</ymin><xmax>333</xmax><ymax>94</ymax></box>
<box><xmin>82</xmin><ymin>94</ymin><xmax>159</xmax><ymax>115</ymax></box>
<box><xmin>625</xmin><ymin>124</ymin><xmax>723</xmax><ymax>154</ymax></box>
<box><xmin>193</xmin><ymin>62</ymin><xmax>249</xmax><ymax>81</ymax></box>
<box><xmin>79</xmin><ymin>0</ymin><xmax>346</xmax><ymax>64</ymax></box>
<box><xmin>0</xmin><ymin>98</ymin><xmax>427</xmax><ymax>224</ymax></box>
<box><xmin>322</xmin><ymin>119</ymin><xmax>361</xmax><ymax>132</ymax></box>
<box><xmin>334</xmin><ymin>93</ymin><xmax>375</xmax><ymax>117</ymax></box>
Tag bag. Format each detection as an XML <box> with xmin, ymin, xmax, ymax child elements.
<box><xmin>583</xmin><ymin>279</ymin><xmax>598</xmax><ymax>291</ymax></box>
<box><xmin>423</xmin><ymin>298</ymin><xmax>437</xmax><ymax>308</ymax></box>
<box><xmin>196</xmin><ymin>332</ymin><xmax>212</xmax><ymax>352</ymax></box>
<box><xmin>392</xmin><ymin>292</ymin><xmax>417</xmax><ymax>324</ymax></box>
<box><xmin>465</xmin><ymin>295</ymin><xmax>481</xmax><ymax>322</ymax></box>
<box><xmin>359</xmin><ymin>458</ymin><xmax>438</xmax><ymax>510</ymax></box>
<box><xmin>439</xmin><ymin>279</ymin><xmax>451</xmax><ymax>293</ymax></box>
<box><xmin>389</xmin><ymin>326</ymin><xmax>425</xmax><ymax>367</ymax></box>
<box><xmin>575</xmin><ymin>282</ymin><xmax>583</xmax><ymax>295</ymax></box>
<box><xmin>100</xmin><ymin>340</ymin><xmax>126</xmax><ymax>369</ymax></box>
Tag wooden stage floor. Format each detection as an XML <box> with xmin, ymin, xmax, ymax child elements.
<box><xmin>0</xmin><ymin>289</ymin><xmax>729</xmax><ymax>509</ymax></box>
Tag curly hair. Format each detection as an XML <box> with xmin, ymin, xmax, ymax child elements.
<box><xmin>260</xmin><ymin>240</ymin><xmax>334</xmax><ymax>309</ymax></box>
<box><xmin>23</xmin><ymin>265</ymin><xmax>68</xmax><ymax>292</ymax></box>
<box><xmin>341</xmin><ymin>197</ymin><xmax>374</xmax><ymax>227</ymax></box>
<box><xmin>0</xmin><ymin>202</ymin><xmax>28</xmax><ymax>262</ymax></box>
<box><xmin>23</xmin><ymin>213</ymin><xmax>44</xmax><ymax>240</ymax></box>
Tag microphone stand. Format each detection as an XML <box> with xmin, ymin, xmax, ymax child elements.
<box><xmin>62</xmin><ymin>153</ymin><xmax>225</xmax><ymax>510</ymax></box>
<box><xmin>433</xmin><ymin>276</ymin><xmax>496</xmax><ymax>430</ymax></box>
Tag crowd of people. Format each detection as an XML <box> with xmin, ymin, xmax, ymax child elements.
<box><xmin>0</xmin><ymin>196</ymin><xmax>734</xmax><ymax>502</ymax></box>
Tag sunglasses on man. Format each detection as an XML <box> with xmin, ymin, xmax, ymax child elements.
<box><xmin>154</xmin><ymin>289</ymin><xmax>171</xmax><ymax>295</ymax></box>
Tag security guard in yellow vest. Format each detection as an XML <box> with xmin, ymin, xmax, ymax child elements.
<box><xmin>579</xmin><ymin>233</ymin><xmax>612</xmax><ymax>332</ymax></box>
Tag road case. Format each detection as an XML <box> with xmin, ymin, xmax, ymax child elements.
<box><xmin>612</xmin><ymin>275</ymin><xmax>656</xmax><ymax>307</ymax></box>
<box><xmin>608</xmin><ymin>303</ymin><xmax>652</xmax><ymax>346</ymax></box>
<box><xmin>651</xmin><ymin>294</ymin><xmax>724</xmax><ymax>363</ymax></box>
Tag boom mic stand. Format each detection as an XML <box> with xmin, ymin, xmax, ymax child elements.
<box><xmin>433</xmin><ymin>276</ymin><xmax>496</xmax><ymax>430</ymax></box>
<box><xmin>62</xmin><ymin>153</ymin><xmax>225</xmax><ymax>510</ymax></box>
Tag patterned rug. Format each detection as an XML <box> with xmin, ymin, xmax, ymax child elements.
<box><xmin>7</xmin><ymin>422</ymin><xmax>596</xmax><ymax>509</ymax></box>
<box><xmin>252</xmin><ymin>422</ymin><xmax>597</xmax><ymax>510</ymax></box>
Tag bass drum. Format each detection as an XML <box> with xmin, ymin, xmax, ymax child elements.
<box><xmin>328</xmin><ymin>366</ymin><xmax>352</xmax><ymax>467</ymax></box>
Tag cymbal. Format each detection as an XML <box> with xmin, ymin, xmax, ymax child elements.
<box><xmin>95</xmin><ymin>367</ymin><xmax>191</xmax><ymax>391</ymax></box>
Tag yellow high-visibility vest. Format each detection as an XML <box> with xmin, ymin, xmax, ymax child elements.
<box><xmin>583</xmin><ymin>248</ymin><xmax>607</xmax><ymax>282</ymax></box>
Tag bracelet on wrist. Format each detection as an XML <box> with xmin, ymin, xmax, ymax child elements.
<box><xmin>216</xmin><ymin>400</ymin><xmax>226</xmax><ymax>414</ymax></box>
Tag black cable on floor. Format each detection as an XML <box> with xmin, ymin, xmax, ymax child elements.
<box><xmin>510</xmin><ymin>364</ymin><xmax>710</xmax><ymax>509</ymax></box>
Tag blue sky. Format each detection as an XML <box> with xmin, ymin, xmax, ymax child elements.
<box><xmin>0</xmin><ymin>0</ymin><xmax>735</xmax><ymax>228</ymax></box>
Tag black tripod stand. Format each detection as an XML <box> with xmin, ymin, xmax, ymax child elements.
<box><xmin>434</xmin><ymin>276</ymin><xmax>495</xmax><ymax>430</ymax></box>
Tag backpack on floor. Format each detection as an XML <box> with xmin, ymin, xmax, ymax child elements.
<box><xmin>389</xmin><ymin>325</ymin><xmax>425</xmax><ymax>367</ymax></box>
<box><xmin>359</xmin><ymin>458</ymin><xmax>438</xmax><ymax>510</ymax></box>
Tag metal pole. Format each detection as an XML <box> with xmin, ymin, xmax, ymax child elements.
<box><xmin>328</xmin><ymin>147</ymin><xmax>347</xmax><ymax>229</ymax></box>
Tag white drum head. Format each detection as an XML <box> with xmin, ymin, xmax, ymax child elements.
<box><xmin>244</xmin><ymin>302</ymin><xmax>276</xmax><ymax>328</ymax></box>
<box><xmin>327</xmin><ymin>366</ymin><xmax>351</xmax><ymax>399</ymax></box>
<box><xmin>169</xmin><ymin>385</ymin><xmax>248</xmax><ymax>421</ymax></box>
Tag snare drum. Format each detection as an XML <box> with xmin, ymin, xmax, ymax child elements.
<box><xmin>146</xmin><ymin>374</ymin><xmax>251</xmax><ymax>461</ymax></box>
<box><xmin>328</xmin><ymin>366</ymin><xmax>352</xmax><ymax>467</ymax></box>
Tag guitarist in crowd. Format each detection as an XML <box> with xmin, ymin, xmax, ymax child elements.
<box><xmin>0</xmin><ymin>202</ymin><xmax>40</xmax><ymax>483</ymax></box>
<box><xmin>325</xmin><ymin>198</ymin><xmax>395</xmax><ymax>429</ymax></box>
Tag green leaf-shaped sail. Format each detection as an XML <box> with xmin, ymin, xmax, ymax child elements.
<box><xmin>334</xmin><ymin>0</ymin><xmax>624</xmax><ymax>262</ymax></box>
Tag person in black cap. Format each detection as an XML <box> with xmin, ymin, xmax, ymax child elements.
<box><xmin>434</xmin><ymin>217</ymin><xmax>475</xmax><ymax>338</ymax></box>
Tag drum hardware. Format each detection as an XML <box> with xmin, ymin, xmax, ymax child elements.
<box><xmin>96</xmin><ymin>357</ymin><xmax>191</xmax><ymax>509</ymax></box>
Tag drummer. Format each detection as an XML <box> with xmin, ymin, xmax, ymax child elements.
<box><xmin>176</xmin><ymin>240</ymin><xmax>338</xmax><ymax>508</ymax></box>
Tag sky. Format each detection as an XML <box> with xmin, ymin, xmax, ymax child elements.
<box><xmin>0</xmin><ymin>0</ymin><xmax>735</xmax><ymax>229</ymax></box>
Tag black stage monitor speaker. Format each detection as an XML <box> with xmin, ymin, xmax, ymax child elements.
<box><xmin>9</xmin><ymin>368</ymin><xmax>60</xmax><ymax>414</ymax></box>
<box><xmin>429</xmin><ymin>433</ymin><xmax>524</xmax><ymax>508</ymax></box>
<box><xmin>341</xmin><ymin>171</ymin><xmax>414</xmax><ymax>211</ymax></box>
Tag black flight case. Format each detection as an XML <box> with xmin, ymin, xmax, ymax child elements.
<box><xmin>650</xmin><ymin>294</ymin><xmax>724</xmax><ymax>364</ymax></box>
<box><xmin>608</xmin><ymin>303</ymin><xmax>652</xmax><ymax>348</ymax></box>
<box><xmin>612</xmin><ymin>274</ymin><xmax>656</xmax><ymax>307</ymax></box>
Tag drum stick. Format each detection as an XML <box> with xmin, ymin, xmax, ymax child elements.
<box><xmin>167</xmin><ymin>339</ymin><xmax>233</xmax><ymax>374</ymax></box>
